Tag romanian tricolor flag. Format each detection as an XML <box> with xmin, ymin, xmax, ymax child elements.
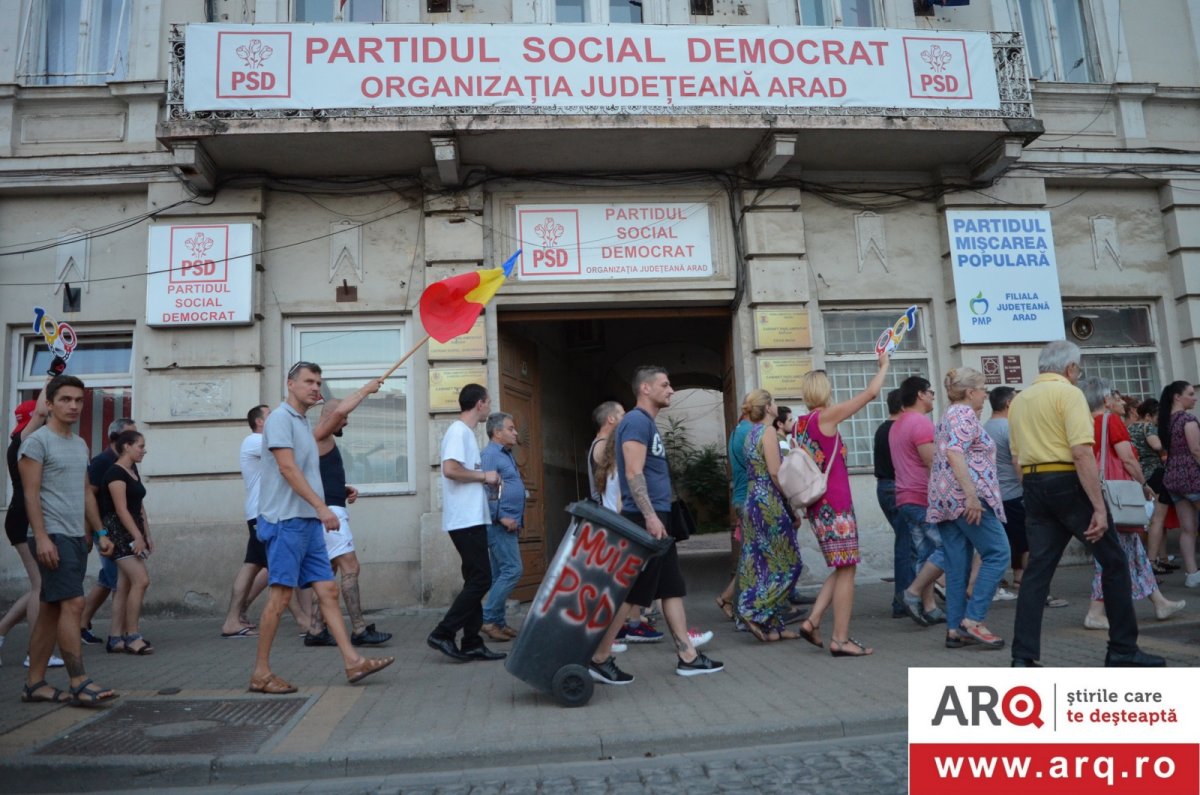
<box><xmin>418</xmin><ymin>250</ymin><xmax>520</xmax><ymax>343</ymax></box>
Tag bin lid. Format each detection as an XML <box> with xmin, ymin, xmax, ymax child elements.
<box><xmin>565</xmin><ymin>501</ymin><xmax>674</xmax><ymax>558</ymax></box>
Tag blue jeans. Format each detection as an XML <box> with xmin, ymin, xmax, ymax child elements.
<box><xmin>876</xmin><ymin>480</ymin><xmax>914</xmax><ymax>602</ymax></box>
<box><xmin>939</xmin><ymin>507</ymin><xmax>1009</xmax><ymax>630</ymax></box>
<box><xmin>898</xmin><ymin>503</ymin><xmax>945</xmax><ymax>572</ymax></box>
<box><xmin>482</xmin><ymin>522</ymin><xmax>523</xmax><ymax>626</ymax></box>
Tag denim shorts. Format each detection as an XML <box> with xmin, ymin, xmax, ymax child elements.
<box><xmin>256</xmin><ymin>516</ymin><xmax>335</xmax><ymax>588</ymax></box>
<box><xmin>1171</xmin><ymin>491</ymin><xmax>1200</xmax><ymax>504</ymax></box>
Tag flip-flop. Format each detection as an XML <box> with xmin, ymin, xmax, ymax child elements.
<box><xmin>221</xmin><ymin>627</ymin><xmax>259</xmax><ymax>638</ymax></box>
<box><xmin>21</xmin><ymin>680</ymin><xmax>70</xmax><ymax>704</ymax></box>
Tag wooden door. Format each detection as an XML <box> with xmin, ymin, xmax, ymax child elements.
<box><xmin>498</xmin><ymin>333</ymin><xmax>545</xmax><ymax>600</ymax></box>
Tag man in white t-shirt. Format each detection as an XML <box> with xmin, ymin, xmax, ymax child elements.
<box><xmin>426</xmin><ymin>383</ymin><xmax>506</xmax><ymax>662</ymax></box>
<box><xmin>220</xmin><ymin>405</ymin><xmax>272</xmax><ymax>637</ymax></box>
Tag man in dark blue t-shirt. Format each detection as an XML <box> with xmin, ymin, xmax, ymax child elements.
<box><xmin>588</xmin><ymin>366</ymin><xmax>724</xmax><ymax>686</ymax></box>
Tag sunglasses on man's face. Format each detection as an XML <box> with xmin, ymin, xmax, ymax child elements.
<box><xmin>288</xmin><ymin>361</ymin><xmax>318</xmax><ymax>379</ymax></box>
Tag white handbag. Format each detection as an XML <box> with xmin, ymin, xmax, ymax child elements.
<box><xmin>1099</xmin><ymin>412</ymin><xmax>1148</xmax><ymax>528</ymax></box>
<box><xmin>778</xmin><ymin>415</ymin><xmax>840</xmax><ymax>514</ymax></box>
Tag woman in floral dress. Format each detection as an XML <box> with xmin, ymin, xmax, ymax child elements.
<box><xmin>736</xmin><ymin>390</ymin><xmax>802</xmax><ymax>641</ymax></box>
<box><xmin>793</xmin><ymin>351</ymin><xmax>890</xmax><ymax>657</ymax></box>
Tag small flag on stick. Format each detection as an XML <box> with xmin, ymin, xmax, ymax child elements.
<box><xmin>419</xmin><ymin>250</ymin><xmax>520</xmax><ymax>343</ymax></box>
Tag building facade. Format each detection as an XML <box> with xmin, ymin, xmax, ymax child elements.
<box><xmin>2</xmin><ymin>0</ymin><xmax>1199</xmax><ymax>610</ymax></box>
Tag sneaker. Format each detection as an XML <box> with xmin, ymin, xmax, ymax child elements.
<box><xmin>303</xmin><ymin>628</ymin><xmax>337</xmax><ymax>647</ymax></box>
<box><xmin>351</xmin><ymin>624</ymin><xmax>392</xmax><ymax>646</ymax></box>
<box><xmin>688</xmin><ymin>629</ymin><xmax>714</xmax><ymax>649</ymax></box>
<box><xmin>992</xmin><ymin>587</ymin><xmax>1017</xmax><ymax>602</ymax></box>
<box><xmin>589</xmin><ymin>656</ymin><xmax>634</xmax><ymax>685</ymax></box>
<box><xmin>1185</xmin><ymin>570</ymin><xmax>1200</xmax><ymax>589</ymax></box>
<box><xmin>622</xmin><ymin>621</ymin><xmax>664</xmax><ymax>643</ymax></box>
<box><xmin>80</xmin><ymin>627</ymin><xmax>102</xmax><ymax>645</ymax></box>
<box><xmin>676</xmin><ymin>652</ymin><xmax>724</xmax><ymax>677</ymax></box>
<box><xmin>24</xmin><ymin>655</ymin><xmax>65</xmax><ymax>668</ymax></box>
<box><xmin>611</xmin><ymin>642</ymin><xmax>628</xmax><ymax>654</ymax></box>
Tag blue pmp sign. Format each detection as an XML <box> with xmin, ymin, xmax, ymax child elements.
<box><xmin>947</xmin><ymin>210</ymin><xmax>1065</xmax><ymax>344</ymax></box>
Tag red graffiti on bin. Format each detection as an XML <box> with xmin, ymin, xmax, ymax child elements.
<box><xmin>540</xmin><ymin>522</ymin><xmax>645</xmax><ymax>629</ymax></box>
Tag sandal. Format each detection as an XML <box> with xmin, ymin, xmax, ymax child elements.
<box><xmin>777</xmin><ymin>629</ymin><xmax>802</xmax><ymax>640</ymax></box>
<box><xmin>714</xmin><ymin>596</ymin><xmax>735</xmax><ymax>621</ymax></box>
<box><xmin>248</xmin><ymin>673</ymin><xmax>297</xmax><ymax>694</ymax></box>
<box><xmin>830</xmin><ymin>637</ymin><xmax>873</xmax><ymax>657</ymax></box>
<box><xmin>799</xmin><ymin>619</ymin><xmax>823</xmax><ymax>649</ymax></box>
<box><xmin>21</xmin><ymin>680</ymin><xmax>70</xmax><ymax>704</ymax></box>
<box><xmin>105</xmin><ymin>636</ymin><xmax>125</xmax><ymax>654</ymax></box>
<box><xmin>960</xmin><ymin>622</ymin><xmax>1005</xmax><ymax>649</ymax></box>
<box><xmin>741</xmin><ymin>617</ymin><xmax>769</xmax><ymax>643</ymax></box>
<box><xmin>1151</xmin><ymin>560</ymin><xmax>1171</xmax><ymax>576</ymax></box>
<box><xmin>346</xmin><ymin>655</ymin><xmax>394</xmax><ymax>684</ymax></box>
<box><xmin>69</xmin><ymin>678</ymin><xmax>118</xmax><ymax>708</ymax></box>
<box><xmin>124</xmin><ymin>634</ymin><xmax>154</xmax><ymax>655</ymax></box>
<box><xmin>1045</xmin><ymin>595</ymin><xmax>1069</xmax><ymax>609</ymax></box>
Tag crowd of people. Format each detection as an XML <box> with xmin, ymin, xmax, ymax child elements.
<box><xmin>4</xmin><ymin>340</ymin><xmax>1197</xmax><ymax>705</ymax></box>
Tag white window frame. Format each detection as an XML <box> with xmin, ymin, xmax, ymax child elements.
<box><xmin>17</xmin><ymin>0</ymin><xmax>132</xmax><ymax>86</ymax></box>
<box><xmin>818</xmin><ymin>306</ymin><xmax>932</xmax><ymax>471</ymax></box>
<box><xmin>287</xmin><ymin>318</ymin><xmax>416</xmax><ymax>495</ymax></box>
<box><xmin>1067</xmin><ymin>304</ymin><xmax>1161</xmax><ymax>401</ymax></box>
<box><xmin>534</xmin><ymin>0</ymin><xmax>648</xmax><ymax>23</ymax></box>
<box><xmin>798</xmin><ymin>0</ymin><xmax>882</xmax><ymax>27</ymax></box>
<box><xmin>1014</xmin><ymin>0</ymin><xmax>1101</xmax><ymax>83</ymax></box>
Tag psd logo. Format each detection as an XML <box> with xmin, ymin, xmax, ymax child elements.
<box><xmin>518</xmin><ymin>209</ymin><xmax>581</xmax><ymax>276</ymax></box>
<box><xmin>903</xmin><ymin>37</ymin><xmax>973</xmax><ymax>100</ymax></box>
<box><xmin>169</xmin><ymin>225</ymin><xmax>230</xmax><ymax>283</ymax></box>
<box><xmin>933</xmin><ymin>684</ymin><xmax>1044</xmax><ymax>728</ymax></box>
<box><xmin>216</xmin><ymin>31</ymin><xmax>291</xmax><ymax>98</ymax></box>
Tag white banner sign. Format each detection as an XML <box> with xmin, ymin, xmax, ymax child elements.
<box><xmin>946</xmin><ymin>210</ymin><xmax>1064</xmax><ymax>345</ymax></box>
<box><xmin>183</xmin><ymin>24</ymin><xmax>1000</xmax><ymax>112</ymax></box>
<box><xmin>146</xmin><ymin>224</ymin><xmax>255</xmax><ymax>326</ymax></box>
<box><xmin>516</xmin><ymin>203</ymin><xmax>712</xmax><ymax>281</ymax></box>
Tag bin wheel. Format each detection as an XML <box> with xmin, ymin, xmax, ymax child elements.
<box><xmin>551</xmin><ymin>664</ymin><xmax>594</xmax><ymax>708</ymax></box>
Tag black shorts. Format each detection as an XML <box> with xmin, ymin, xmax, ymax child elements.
<box><xmin>244</xmin><ymin>519</ymin><xmax>268</xmax><ymax>568</ymax></box>
<box><xmin>1147</xmin><ymin>469</ymin><xmax>1174</xmax><ymax>506</ymax></box>
<box><xmin>36</xmin><ymin>534</ymin><xmax>88</xmax><ymax>604</ymax></box>
<box><xmin>622</xmin><ymin>511</ymin><xmax>687</xmax><ymax>608</ymax></box>
<box><xmin>5</xmin><ymin>502</ymin><xmax>29</xmax><ymax>546</ymax></box>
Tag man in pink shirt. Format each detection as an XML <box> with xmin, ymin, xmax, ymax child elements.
<box><xmin>890</xmin><ymin>375</ymin><xmax>946</xmax><ymax>626</ymax></box>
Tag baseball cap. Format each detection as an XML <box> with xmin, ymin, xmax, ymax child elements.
<box><xmin>13</xmin><ymin>400</ymin><xmax>37</xmax><ymax>436</ymax></box>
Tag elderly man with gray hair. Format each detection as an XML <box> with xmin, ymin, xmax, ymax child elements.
<box><xmin>1007</xmin><ymin>340</ymin><xmax>1163</xmax><ymax>668</ymax></box>
<box><xmin>480</xmin><ymin>411</ymin><xmax>525</xmax><ymax>642</ymax></box>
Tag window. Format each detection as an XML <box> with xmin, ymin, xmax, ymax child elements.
<box><xmin>556</xmin><ymin>0</ymin><xmax>587</xmax><ymax>22</ymax></box>
<box><xmin>19</xmin><ymin>0</ymin><xmax>132</xmax><ymax>86</ymax></box>
<box><xmin>294</xmin><ymin>0</ymin><xmax>384</xmax><ymax>21</ymax></box>
<box><xmin>1066</xmin><ymin>306</ymin><xmax>1160</xmax><ymax>401</ymax></box>
<box><xmin>609</xmin><ymin>0</ymin><xmax>643</xmax><ymax>24</ymax></box>
<box><xmin>291</xmin><ymin>321</ymin><xmax>414</xmax><ymax>493</ymax></box>
<box><xmin>1017</xmin><ymin>0</ymin><xmax>1098</xmax><ymax>82</ymax></box>
<box><xmin>799</xmin><ymin>0</ymin><xmax>877</xmax><ymax>26</ymax></box>
<box><xmin>821</xmin><ymin>308</ymin><xmax>930</xmax><ymax>469</ymax></box>
<box><xmin>12</xmin><ymin>332</ymin><xmax>134</xmax><ymax>457</ymax></box>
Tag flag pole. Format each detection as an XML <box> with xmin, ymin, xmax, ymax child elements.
<box><xmin>380</xmin><ymin>333</ymin><xmax>432</xmax><ymax>381</ymax></box>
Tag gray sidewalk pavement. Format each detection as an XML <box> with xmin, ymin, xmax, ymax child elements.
<box><xmin>0</xmin><ymin>544</ymin><xmax>1197</xmax><ymax>794</ymax></box>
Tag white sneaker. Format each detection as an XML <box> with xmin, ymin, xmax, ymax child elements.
<box><xmin>611</xmin><ymin>642</ymin><xmax>628</xmax><ymax>654</ymax></box>
<box><xmin>24</xmin><ymin>654</ymin><xmax>65</xmax><ymax>668</ymax></box>
<box><xmin>688</xmin><ymin>629</ymin><xmax>714</xmax><ymax>649</ymax></box>
<box><xmin>992</xmin><ymin>587</ymin><xmax>1017</xmax><ymax>602</ymax></box>
<box><xmin>1185</xmin><ymin>570</ymin><xmax>1200</xmax><ymax>589</ymax></box>
<box><xmin>1083</xmin><ymin>614</ymin><xmax>1109</xmax><ymax>631</ymax></box>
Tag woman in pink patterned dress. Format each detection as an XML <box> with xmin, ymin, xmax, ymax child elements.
<box><xmin>793</xmin><ymin>351</ymin><xmax>890</xmax><ymax>658</ymax></box>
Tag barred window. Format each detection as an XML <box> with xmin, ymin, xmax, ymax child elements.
<box><xmin>290</xmin><ymin>320</ymin><xmax>414</xmax><ymax>493</ymax></box>
<box><xmin>1067</xmin><ymin>306</ymin><xmax>1160</xmax><ymax>402</ymax></box>
<box><xmin>821</xmin><ymin>308</ymin><xmax>930</xmax><ymax>469</ymax></box>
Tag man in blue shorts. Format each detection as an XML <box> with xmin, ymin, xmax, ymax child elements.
<box><xmin>588</xmin><ymin>366</ymin><xmax>723</xmax><ymax>685</ymax></box>
<box><xmin>249</xmin><ymin>362</ymin><xmax>393</xmax><ymax>694</ymax></box>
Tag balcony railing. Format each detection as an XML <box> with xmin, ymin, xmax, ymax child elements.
<box><xmin>165</xmin><ymin>25</ymin><xmax>1034</xmax><ymax>122</ymax></box>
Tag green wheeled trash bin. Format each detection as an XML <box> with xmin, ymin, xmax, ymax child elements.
<box><xmin>505</xmin><ymin>500</ymin><xmax>672</xmax><ymax>707</ymax></box>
